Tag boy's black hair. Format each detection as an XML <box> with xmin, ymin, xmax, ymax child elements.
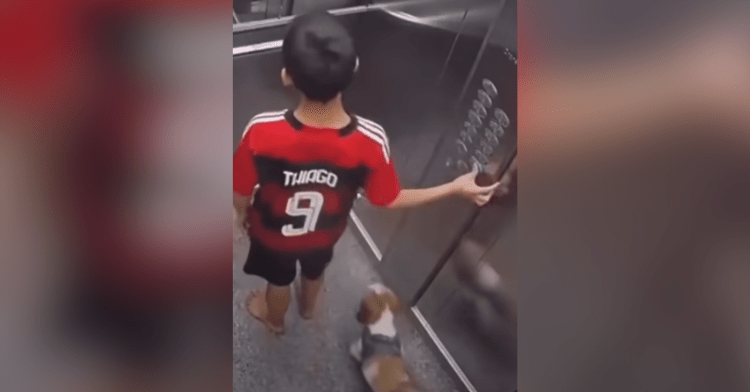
<box><xmin>282</xmin><ymin>11</ymin><xmax>357</xmax><ymax>103</ymax></box>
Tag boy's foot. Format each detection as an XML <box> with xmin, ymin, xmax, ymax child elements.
<box><xmin>246</xmin><ymin>290</ymin><xmax>285</xmax><ymax>335</ymax></box>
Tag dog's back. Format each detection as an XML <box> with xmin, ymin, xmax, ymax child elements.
<box><xmin>353</xmin><ymin>284</ymin><xmax>425</xmax><ymax>392</ymax></box>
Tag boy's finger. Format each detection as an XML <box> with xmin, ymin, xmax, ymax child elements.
<box><xmin>470</xmin><ymin>163</ymin><xmax>479</xmax><ymax>176</ymax></box>
<box><xmin>478</xmin><ymin>182</ymin><xmax>501</xmax><ymax>192</ymax></box>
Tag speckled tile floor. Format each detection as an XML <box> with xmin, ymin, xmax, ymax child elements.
<box><xmin>233</xmin><ymin>226</ymin><xmax>459</xmax><ymax>392</ymax></box>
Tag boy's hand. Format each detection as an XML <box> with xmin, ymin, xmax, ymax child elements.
<box><xmin>452</xmin><ymin>164</ymin><xmax>500</xmax><ymax>206</ymax></box>
<box><xmin>233</xmin><ymin>208</ymin><xmax>250</xmax><ymax>239</ymax></box>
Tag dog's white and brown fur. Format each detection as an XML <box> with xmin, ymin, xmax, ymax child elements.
<box><xmin>350</xmin><ymin>283</ymin><xmax>423</xmax><ymax>392</ymax></box>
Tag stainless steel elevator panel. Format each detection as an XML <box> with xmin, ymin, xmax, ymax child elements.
<box><xmin>343</xmin><ymin>10</ymin><xmax>489</xmax><ymax>254</ymax></box>
<box><xmin>374</xmin><ymin>2</ymin><xmax>515</xmax><ymax>297</ymax></box>
<box><xmin>372</xmin><ymin>3</ymin><xmax>517</xmax><ymax>391</ymax></box>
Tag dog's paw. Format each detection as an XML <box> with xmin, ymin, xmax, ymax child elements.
<box><xmin>349</xmin><ymin>339</ymin><xmax>363</xmax><ymax>363</ymax></box>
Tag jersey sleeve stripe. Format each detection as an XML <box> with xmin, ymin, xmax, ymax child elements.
<box><xmin>356</xmin><ymin>117</ymin><xmax>391</xmax><ymax>157</ymax></box>
<box><xmin>252</xmin><ymin>110</ymin><xmax>288</xmax><ymax>121</ymax></box>
<box><xmin>357</xmin><ymin>116</ymin><xmax>390</xmax><ymax>145</ymax></box>
<box><xmin>357</xmin><ymin>122</ymin><xmax>391</xmax><ymax>157</ymax></box>
<box><xmin>357</xmin><ymin>126</ymin><xmax>390</xmax><ymax>163</ymax></box>
<box><xmin>241</xmin><ymin>111</ymin><xmax>287</xmax><ymax>139</ymax></box>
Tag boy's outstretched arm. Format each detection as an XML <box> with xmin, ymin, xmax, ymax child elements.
<box><xmin>384</xmin><ymin>164</ymin><xmax>500</xmax><ymax>209</ymax></box>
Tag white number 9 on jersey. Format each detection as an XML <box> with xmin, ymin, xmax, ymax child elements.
<box><xmin>282</xmin><ymin>191</ymin><xmax>325</xmax><ymax>237</ymax></box>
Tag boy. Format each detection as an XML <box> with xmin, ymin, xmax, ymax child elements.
<box><xmin>233</xmin><ymin>11</ymin><xmax>499</xmax><ymax>334</ymax></box>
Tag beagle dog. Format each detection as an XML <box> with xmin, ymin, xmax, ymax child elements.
<box><xmin>350</xmin><ymin>283</ymin><xmax>423</xmax><ymax>392</ymax></box>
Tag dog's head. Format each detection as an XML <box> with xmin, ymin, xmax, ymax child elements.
<box><xmin>356</xmin><ymin>283</ymin><xmax>401</xmax><ymax>325</ymax></box>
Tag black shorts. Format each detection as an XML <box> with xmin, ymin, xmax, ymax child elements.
<box><xmin>244</xmin><ymin>239</ymin><xmax>334</xmax><ymax>286</ymax></box>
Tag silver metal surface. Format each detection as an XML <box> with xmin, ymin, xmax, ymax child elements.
<box><xmin>233</xmin><ymin>0</ymin><xmax>440</xmax><ymax>33</ymax></box>
<box><xmin>457</xmin><ymin>1</ymin><xmax>505</xmax><ymax>104</ymax></box>
<box><xmin>381</xmin><ymin>0</ymin><xmax>505</xmax><ymax>46</ymax></box>
<box><xmin>411</xmin><ymin>306</ymin><xmax>480</xmax><ymax>392</ymax></box>
<box><xmin>350</xmin><ymin>210</ymin><xmax>382</xmax><ymax>261</ymax></box>
<box><xmin>434</xmin><ymin>7</ymin><xmax>470</xmax><ymax>89</ymax></box>
<box><xmin>233</xmin><ymin>39</ymin><xmax>283</xmax><ymax>56</ymax></box>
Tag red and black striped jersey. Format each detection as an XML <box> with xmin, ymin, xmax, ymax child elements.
<box><xmin>233</xmin><ymin>109</ymin><xmax>401</xmax><ymax>253</ymax></box>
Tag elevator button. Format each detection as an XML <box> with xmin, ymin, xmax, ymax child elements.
<box><xmin>485</xmin><ymin>132</ymin><xmax>499</xmax><ymax>146</ymax></box>
<box><xmin>468</xmin><ymin>110</ymin><xmax>482</xmax><ymax>127</ymax></box>
<box><xmin>455</xmin><ymin>139</ymin><xmax>468</xmax><ymax>154</ymax></box>
<box><xmin>456</xmin><ymin>159</ymin><xmax>469</xmax><ymax>173</ymax></box>
<box><xmin>473</xmin><ymin>100</ymin><xmax>487</xmax><ymax>118</ymax></box>
<box><xmin>478</xmin><ymin>90</ymin><xmax>492</xmax><ymax>108</ymax></box>
<box><xmin>495</xmin><ymin>108</ymin><xmax>510</xmax><ymax>128</ymax></box>
<box><xmin>482</xmin><ymin>79</ymin><xmax>498</xmax><ymax>97</ymax></box>
<box><xmin>480</xmin><ymin>141</ymin><xmax>493</xmax><ymax>156</ymax></box>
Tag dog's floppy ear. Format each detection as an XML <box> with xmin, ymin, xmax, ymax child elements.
<box><xmin>382</xmin><ymin>291</ymin><xmax>401</xmax><ymax>313</ymax></box>
<box><xmin>356</xmin><ymin>293</ymin><xmax>384</xmax><ymax>325</ymax></box>
<box><xmin>356</xmin><ymin>297</ymin><xmax>369</xmax><ymax>324</ymax></box>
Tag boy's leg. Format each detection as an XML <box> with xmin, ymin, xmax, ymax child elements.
<box><xmin>246</xmin><ymin>284</ymin><xmax>290</xmax><ymax>334</ymax></box>
<box><xmin>297</xmin><ymin>248</ymin><xmax>334</xmax><ymax>320</ymax></box>
<box><xmin>265</xmin><ymin>283</ymin><xmax>291</xmax><ymax>327</ymax></box>
<box><xmin>298</xmin><ymin>275</ymin><xmax>324</xmax><ymax>320</ymax></box>
<box><xmin>244</xmin><ymin>239</ymin><xmax>297</xmax><ymax>334</ymax></box>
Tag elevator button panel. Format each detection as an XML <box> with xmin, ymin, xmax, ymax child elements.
<box><xmin>449</xmin><ymin>67</ymin><xmax>513</xmax><ymax>176</ymax></box>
